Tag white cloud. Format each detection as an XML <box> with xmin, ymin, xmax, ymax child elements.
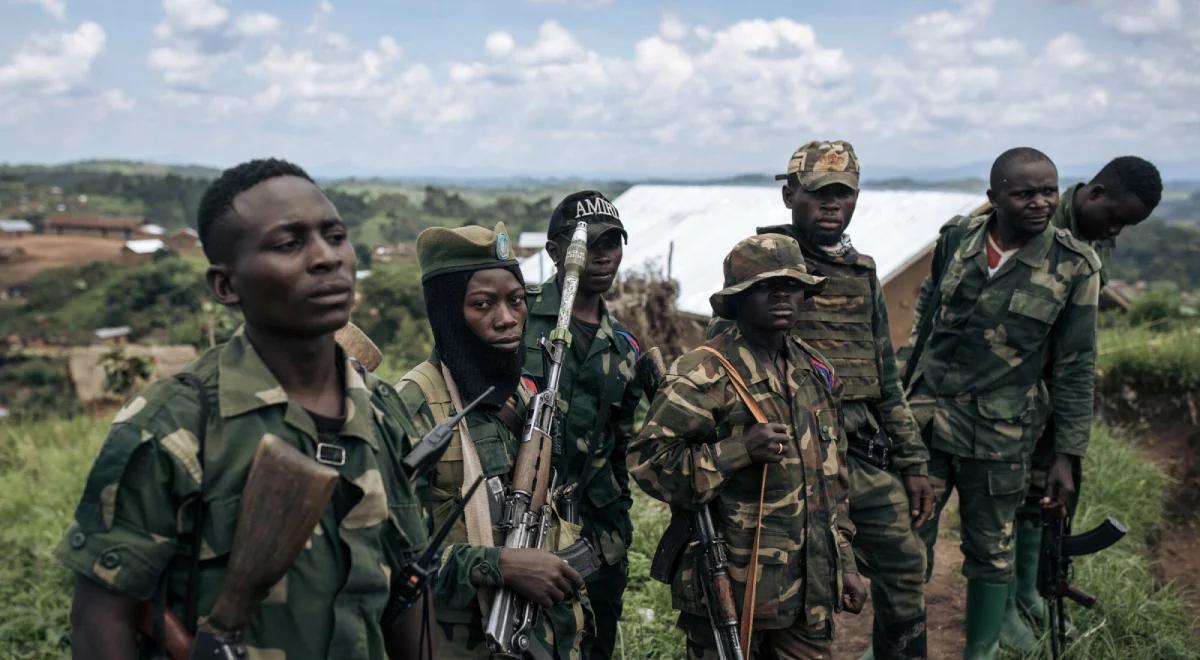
<box><xmin>17</xmin><ymin>0</ymin><xmax>66</xmax><ymax>19</ymax></box>
<box><xmin>1039</xmin><ymin>33</ymin><xmax>1096</xmax><ymax>71</ymax></box>
<box><xmin>485</xmin><ymin>31</ymin><xmax>515</xmax><ymax>58</ymax></box>
<box><xmin>659</xmin><ymin>14</ymin><xmax>686</xmax><ymax>41</ymax></box>
<box><xmin>972</xmin><ymin>38</ymin><xmax>1023</xmax><ymax>58</ymax></box>
<box><xmin>1094</xmin><ymin>0</ymin><xmax>1183</xmax><ymax>35</ymax></box>
<box><xmin>233</xmin><ymin>12</ymin><xmax>281</xmax><ymax>37</ymax></box>
<box><xmin>161</xmin><ymin>0</ymin><xmax>228</xmax><ymax>33</ymax></box>
<box><xmin>0</xmin><ymin>21</ymin><xmax>105</xmax><ymax>94</ymax></box>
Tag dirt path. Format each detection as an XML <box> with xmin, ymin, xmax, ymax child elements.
<box><xmin>832</xmin><ymin>495</ymin><xmax>967</xmax><ymax>659</ymax></box>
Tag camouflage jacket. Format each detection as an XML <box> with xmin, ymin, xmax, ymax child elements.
<box><xmin>394</xmin><ymin>362</ymin><xmax>589</xmax><ymax>659</ymax></box>
<box><xmin>1053</xmin><ymin>182</ymin><xmax>1114</xmax><ymax>286</ymax></box>
<box><xmin>710</xmin><ymin>224</ymin><xmax>928</xmax><ymax>476</ymax></box>
<box><xmin>523</xmin><ymin>279</ymin><xmax>643</xmax><ymax>566</ymax></box>
<box><xmin>629</xmin><ymin>325</ymin><xmax>857</xmax><ymax>631</ymax></box>
<box><xmin>907</xmin><ymin>212</ymin><xmax>1101</xmax><ymax>461</ymax></box>
<box><xmin>56</xmin><ymin>327</ymin><xmax>428</xmax><ymax>659</ymax></box>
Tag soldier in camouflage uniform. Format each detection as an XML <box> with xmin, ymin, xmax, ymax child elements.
<box><xmin>904</xmin><ymin>148</ymin><xmax>1101</xmax><ymax>659</ymax></box>
<box><xmin>711</xmin><ymin>140</ymin><xmax>933</xmax><ymax>659</ymax></box>
<box><xmin>523</xmin><ymin>191</ymin><xmax>646</xmax><ymax>659</ymax></box>
<box><xmin>998</xmin><ymin>155</ymin><xmax>1161</xmax><ymax>651</ymax></box>
<box><xmin>632</xmin><ymin>234</ymin><xmax>867</xmax><ymax>660</ymax></box>
<box><xmin>394</xmin><ymin>221</ymin><xmax>591</xmax><ymax>659</ymax></box>
<box><xmin>57</xmin><ymin>159</ymin><xmax>431</xmax><ymax>659</ymax></box>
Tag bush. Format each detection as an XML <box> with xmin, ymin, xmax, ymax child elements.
<box><xmin>1126</xmin><ymin>283</ymin><xmax>1187</xmax><ymax>328</ymax></box>
<box><xmin>1097</xmin><ymin>322</ymin><xmax>1200</xmax><ymax>390</ymax></box>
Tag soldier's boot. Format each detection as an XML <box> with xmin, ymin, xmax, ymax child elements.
<box><xmin>964</xmin><ymin>580</ymin><xmax>1007</xmax><ymax>660</ymax></box>
<box><xmin>1013</xmin><ymin>520</ymin><xmax>1046</xmax><ymax>626</ymax></box>
<box><xmin>999</xmin><ymin>576</ymin><xmax>1039</xmax><ymax>655</ymax></box>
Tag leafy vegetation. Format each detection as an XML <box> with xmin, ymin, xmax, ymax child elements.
<box><xmin>1097</xmin><ymin>321</ymin><xmax>1200</xmax><ymax>391</ymax></box>
<box><xmin>0</xmin><ymin>352</ymin><xmax>80</xmax><ymax>422</ymax></box>
<box><xmin>1050</xmin><ymin>425</ymin><xmax>1196</xmax><ymax>659</ymax></box>
<box><xmin>1109</xmin><ymin>220</ymin><xmax>1200</xmax><ymax>290</ymax></box>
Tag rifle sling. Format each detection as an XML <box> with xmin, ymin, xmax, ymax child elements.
<box><xmin>695</xmin><ymin>346</ymin><xmax>769</xmax><ymax>652</ymax></box>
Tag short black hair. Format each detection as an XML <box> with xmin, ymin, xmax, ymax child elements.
<box><xmin>196</xmin><ymin>158</ymin><xmax>315</xmax><ymax>263</ymax></box>
<box><xmin>990</xmin><ymin>147</ymin><xmax>1055</xmax><ymax>190</ymax></box>
<box><xmin>1090</xmin><ymin>156</ymin><xmax>1162</xmax><ymax>212</ymax></box>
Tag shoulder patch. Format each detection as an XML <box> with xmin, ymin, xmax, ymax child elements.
<box><xmin>520</xmin><ymin>375</ymin><xmax>539</xmax><ymax>395</ymax></box>
<box><xmin>1054</xmin><ymin>228</ymin><xmax>1103</xmax><ymax>272</ymax></box>
<box><xmin>613</xmin><ymin>328</ymin><xmax>640</xmax><ymax>357</ymax></box>
<box><xmin>792</xmin><ymin>337</ymin><xmax>839</xmax><ymax>393</ymax></box>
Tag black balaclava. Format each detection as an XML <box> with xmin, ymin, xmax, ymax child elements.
<box><xmin>422</xmin><ymin>265</ymin><xmax>526</xmax><ymax>410</ymax></box>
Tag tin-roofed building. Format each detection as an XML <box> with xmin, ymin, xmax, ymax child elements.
<box><xmin>519</xmin><ymin>184</ymin><xmax>981</xmax><ymax>347</ymax></box>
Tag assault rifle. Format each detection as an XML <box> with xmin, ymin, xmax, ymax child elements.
<box><xmin>138</xmin><ymin>434</ymin><xmax>340</xmax><ymax>660</ymax></box>
<box><xmin>484</xmin><ymin>220</ymin><xmax>590</xmax><ymax>657</ymax></box>
<box><xmin>696</xmin><ymin>506</ymin><xmax>745</xmax><ymax>660</ymax></box>
<box><xmin>1038</xmin><ymin>513</ymin><xmax>1127</xmax><ymax>659</ymax></box>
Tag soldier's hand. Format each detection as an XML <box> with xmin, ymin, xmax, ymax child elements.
<box><xmin>904</xmin><ymin>474</ymin><xmax>934</xmax><ymax>528</ymax></box>
<box><xmin>499</xmin><ymin>548</ymin><xmax>585</xmax><ymax>608</ymax></box>
<box><xmin>744</xmin><ymin>423</ymin><xmax>790</xmax><ymax>464</ymax></box>
<box><xmin>841</xmin><ymin>572</ymin><xmax>867</xmax><ymax>614</ymax></box>
<box><xmin>1042</xmin><ymin>453</ymin><xmax>1076</xmax><ymax>518</ymax></box>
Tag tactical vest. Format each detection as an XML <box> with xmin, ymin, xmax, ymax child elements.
<box><xmin>794</xmin><ymin>252</ymin><xmax>882</xmax><ymax>402</ymax></box>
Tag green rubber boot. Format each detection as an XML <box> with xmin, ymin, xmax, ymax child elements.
<box><xmin>1014</xmin><ymin>520</ymin><xmax>1046</xmax><ymax>626</ymax></box>
<box><xmin>999</xmin><ymin>574</ymin><xmax>1039</xmax><ymax>654</ymax></box>
<box><xmin>965</xmin><ymin>580</ymin><xmax>1008</xmax><ymax>660</ymax></box>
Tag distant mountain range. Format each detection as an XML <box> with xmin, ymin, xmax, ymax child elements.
<box><xmin>3</xmin><ymin>158</ymin><xmax>1198</xmax><ymax>188</ymax></box>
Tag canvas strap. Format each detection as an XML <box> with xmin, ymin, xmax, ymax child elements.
<box><xmin>439</xmin><ymin>365</ymin><xmax>496</xmax><ymax>615</ymax></box>
<box><xmin>696</xmin><ymin>345</ymin><xmax>769</xmax><ymax>652</ymax></box>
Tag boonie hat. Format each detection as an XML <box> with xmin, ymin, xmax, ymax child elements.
<box><xmin>774</xmin><ymin>140</ymin><xmax>860</xmax><ymax>192</ymax></box>
<box><xmin>547</xmin><ymin>190</ymin><xmax>627</xmax><ymax>245</ymax></box>
<box><xmin>416</xmin><ymin>221</ymin><xmax>517</xmax><ymax>282</ymax></box>
<box><xmin>709</xmin><ymin>234</ymin><xmax>826</xmax><ymax>320</ymax></box>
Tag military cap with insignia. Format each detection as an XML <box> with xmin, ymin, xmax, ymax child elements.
<box><xmin>775</xmin><ymin>139</ymin><xmax>860</xmax><ymax>192</ymax></box>
<box><xmin>416</xmin><ymin>221</ymin><xmax>518</xmax><ymax>282</ymax></box>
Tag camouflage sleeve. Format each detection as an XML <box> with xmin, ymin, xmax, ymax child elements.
<box><xmin>628</xmin><ymin>367</ymin><xmax>753</xmax><ymax>510</ymax></box>
<box><xmin>1048</xmin><ymin>266</ymin><xmax>1100</xmax><ymax>456</ymax></box>
<box><xmin>828</xmin><ymin>383</ymin><xmax>858</xmax><ymax>575</ymax></box>
<box><xmin>432</xmin><ymin>544</ymin><xmax>505</xmax><ymax>608</ymax></box>
<box><xmin>54</xmin><ymin>388</ymin><xmax>199</xmax><ymax>601</ymax></box>
<box><xmin>611</xmin><ymin>360</ymin><xmax>645</xmax><ymax>517</ymax></box>
<box><xmin>871</xmin><ymin>275</ymin><xmax>928</xmax><ymax>476</ymax></box>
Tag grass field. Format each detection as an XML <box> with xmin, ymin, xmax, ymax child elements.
<box><xmin>1</xmin><ymin>418</ymin><xmax>1194</xmax><ymax>658</ymax></box>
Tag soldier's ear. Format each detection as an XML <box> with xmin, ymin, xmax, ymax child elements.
<box><xmin>781</xmin><ymin>184</ymin><xmax>795</xmax><ymax>209</ymax></box>
<box><xmin>544</xmin><ymin>239</ymin><xmax>563</xmax><ymax>265</ymax></box>
<box><xmin>985</xmin><ymin>187</ymin><xmax>996</xmax><ymax>205</ymax></box>
<box><xmin>207</xmin><ymin>264</ymin><xmax>240</xmax><ymax>307</ymax></box>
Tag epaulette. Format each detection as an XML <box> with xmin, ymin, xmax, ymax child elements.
<box><xmin>520</xmin><ymin>375</ymin><xmax>539</xmax><ymax>396</ymax></box>
<box><xmin>525</xmin><ymin>282</ymin><xmax>542</xmax><ymax>295</ymax></box>
<box><xmin>613</xmin><ymin>328</ymin><xmax>641</xmax><ymax>357</ymax></box>
<box><xmin>1053</xmin><ymin>228</ymin><xmax>1103</xmax><ymax>273</ymax></box>
<box><xmin>846</xmin><ymin>250</ymin><xmax>876</xmax><ymax>271</ymax></box>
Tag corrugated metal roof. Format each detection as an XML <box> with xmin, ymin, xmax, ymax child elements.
<box><xmin>519</xmin><ymin>184</ymin><xmax>980</xmax><ymax>316</ymax></box>
<box><xmin>0</xmin><ymin>219</ymin><xmax>34</xmax><ymax>232</ymax></box>
<box><xmin>124</xmin><ymin>239</ymin><xmax>167</xmax><ymax>254</ymax></box>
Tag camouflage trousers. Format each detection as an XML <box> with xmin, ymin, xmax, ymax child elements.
<box><xmin>680</xmin><ymin>612</ymin><xmax>833</xmax><ymax>660</ymax></box>
<box><xmin>584</xmin><ymin>558</ymin><xmax>627</xmax><ymax>660</ymax></box>
<box><xmin>919</xmin><ymin>448</ymin><xmax>1029</xmax><ymax>583</ymax></box>
<box><xmin>847</xmin><ymin>455</ymin><xmax>928</xmax><ymax>659</ymax></box>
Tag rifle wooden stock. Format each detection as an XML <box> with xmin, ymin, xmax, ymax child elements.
<box><xmin>205</xmin><ymin>435</ymin><xmax>339</xmax><ymax>633</ymax></box>
<box><xmin>335</xmin><ymin>322</ymin><xmax>382</xmax><ymax>372</ymax></box>
<box><xmin>136</xmin><ymin>604</ymin><xmax>191</xmax><ymax>660</ymax></box>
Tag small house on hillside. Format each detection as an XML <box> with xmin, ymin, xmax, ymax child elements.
<box><xmin>519</xmin><ymin>185</ymin><xmax>981</xmax><ymax>348</ymax></box>
<box><xmin>0</xmin><ymin>219</ymin><xmax>34</xmax><ymax>237</ymax></box>
<box><xmin>121</xmin><ymin>238</ymin><xmax>171</xmax><ymax>261</ymax></box>
<box><xmin>518</xmin><ymin>232</ymin><xmax>550</xmax><ymax>281</ymax></box>
<box><xmin>165</xmin><ymin>227</ymin><xmax>201</xmax><ymax>252</ymax></box>
<box><xmin>45</xmin><ymin>214</ymin><xmax>143</xmax><ymax>239</ymax></box>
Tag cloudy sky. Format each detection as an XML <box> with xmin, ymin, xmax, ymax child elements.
<box><xmin>2</xmin><ymin>0</ymin><xmax>1198</xmax><ymax>179</ymax></box>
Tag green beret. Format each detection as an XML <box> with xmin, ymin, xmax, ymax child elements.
<box><xmin>416</xmin><ymin>221</ymin><xmax>517</xmax><ymax>282</ymax></box>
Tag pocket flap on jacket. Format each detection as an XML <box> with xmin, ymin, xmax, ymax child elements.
<box><xmin>1009</xmin><ymin>290</ymin><xmax>1062</xmax><ymax>324</ymax></box>
<box><xmin>976</xmin><ymin>394</ymin><xmax>1029</xmax><ymax>422</ymax></box>
<box><xmin>987</xmin><ymin>467</ymin><xmax>1028</xmax><ymax>496</ymax></box>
